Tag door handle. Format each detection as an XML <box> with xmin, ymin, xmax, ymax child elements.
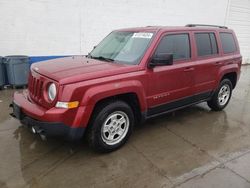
<box><xmin>184</xmin><ymin>67</ymin><xmax>194</xmax><ymax>72</ymax></box>
<box><xmin>226</xmin><ymin>61</ymin><xmax>234</xmax><ymax>65</ymax></box>
<box><xmin>215</xmin><ymin>62</ymin><xmax>223</xmax><ymax>66</ymax></box>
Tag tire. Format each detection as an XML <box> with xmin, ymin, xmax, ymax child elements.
<box><xmin>87</xmin><ymin>100</ymin><xmax>134</xmax><ymax>152</ymax></box>
<box><xmin>207</xmin><ymin>79</ymin><xmax>233</xmax><ymax>111</ymax></box>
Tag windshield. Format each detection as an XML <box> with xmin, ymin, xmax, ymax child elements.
<box><xmin>89</xmin><ymin>31</ymin><xmax>154</xmax><ymax>65</ymax></box>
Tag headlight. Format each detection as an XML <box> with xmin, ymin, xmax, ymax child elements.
<box><xmin>48</xmin><ymin>83</ymin><xmax>57</xmax><ymax>101</ymax></box>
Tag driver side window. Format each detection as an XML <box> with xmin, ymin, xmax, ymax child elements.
<box><xmin>154</xmin><ymin>34</ymin><xmax>190</xmax><ymax>60</ymax></box>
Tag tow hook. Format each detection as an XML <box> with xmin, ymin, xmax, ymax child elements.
<box><xmin>36</xmin><ymin>129</ymin><xmax>47</xmax><ymax>141</ymax></box>
<box><xmin>30</xmin><ymin>126</ymin><xmax>47</xmax><ymax>141</ymax></box>
<box><xmin>31</xmin><ymin>126</ymin><xmax>36</xmax><ymax>134</ymax></box>
<box><xmin>39</xmin><ymin>134</ymin><xmax>47</xmax><ymax>141</ymax></box>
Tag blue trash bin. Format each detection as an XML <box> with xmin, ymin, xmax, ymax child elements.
<box><xmin>0</xmin><ymin>56</ymin><xmax>5</xmax><ymax>89</ymax></box>
<box><xmin>4</xmin><ymin>56</ymin><xmax>30</xmax><ymax>88</ymax></box>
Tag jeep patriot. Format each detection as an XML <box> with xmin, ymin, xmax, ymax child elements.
<box><xmin>11</xmin><ymin>24</ymin><xmax>242</xmax><ymax>152</ymax></box>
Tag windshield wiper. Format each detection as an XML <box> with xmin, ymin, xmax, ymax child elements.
<box><xmin>89</xmin><ymin>55</ymin><xmax>114</xmax><ymax>62</ymax></box>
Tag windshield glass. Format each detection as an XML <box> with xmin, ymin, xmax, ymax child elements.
<box><xmin>89</xmin><ymin>31</ymin><xmax>154</xmax><ymax>65</ymax></box>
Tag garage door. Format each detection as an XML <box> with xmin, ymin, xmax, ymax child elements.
<box><xmin>226</xmin><ymin>0</ymin><xmax>250</xmax><ymax>64</ymax></box>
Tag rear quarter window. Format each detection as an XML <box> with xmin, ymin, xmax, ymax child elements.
<box><xmin>220</xmin><ymin>32</ymin><xmax>237</xmax><ymax>54</ymax></box>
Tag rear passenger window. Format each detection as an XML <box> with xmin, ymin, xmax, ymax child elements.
<box><xmin>220</xmin><ymin>33</ymin><xmax>237</xmax><ymax>53</ymax></box>
<box><xmin>195</xmin><ymin>33</ymin><xmax>218</xmax><ymax>56</ymax></box>
<box><xmin>154</xmin><ymin>34</ymin><xmax>190</xmax><ymax>60</ymax></box>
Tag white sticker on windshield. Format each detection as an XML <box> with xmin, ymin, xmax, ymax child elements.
<box><xmin>132</xmin><ymin>32</ymin><xmax>153</xmax><ymax>39</ymax></box>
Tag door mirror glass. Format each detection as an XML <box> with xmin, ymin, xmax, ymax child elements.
<box><xmin>149</xmin><ymin>53</ymin><xmax>173</xmax><ymax>68</ymax></box>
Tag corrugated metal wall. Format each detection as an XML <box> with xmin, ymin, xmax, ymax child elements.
<box><xmin>226</xmin><ymin>0</ymin><xmax>250</xmax><ymax>63</ymax></box>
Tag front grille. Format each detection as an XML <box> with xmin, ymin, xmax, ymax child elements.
<box><xmin>28</xmin><ymin>74</ymin><xmax>44</xmax><ymax>101</ymax></box>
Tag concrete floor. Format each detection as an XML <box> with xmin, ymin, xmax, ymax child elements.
<box><xmin>0</xmin><ymin>66</ymin><xmax>250</xmax><ymax>188</ymax></box>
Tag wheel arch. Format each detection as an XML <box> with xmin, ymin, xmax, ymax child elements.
<box><xmin>221</xmin><ymin>72</ymin><xmax>237</xmax><ymax>89</ymax></box>
<box><xmin>79</xmin><ymin>81</ymin><xmax>147</xmax><ymax>127</ymax></box>
<box><xmin>91</xmin><ymin>93</ymin><xmax>143</xmax><ymax>124</ymax></box>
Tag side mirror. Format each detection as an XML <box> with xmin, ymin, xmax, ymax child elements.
<box><xmin>149</xmin><ymin>53</ymin><xmax>173</xmax><ymax>68</ymax></box>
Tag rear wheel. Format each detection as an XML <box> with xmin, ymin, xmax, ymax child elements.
<box><xmin>207</xmin><ymin>79</ymin><xmax>233</xmax><ymax>111</ymax></box>
<box><xmin>87</xmin><ymin>100</ymin><xmax>134</xmax><ymax>152</ymax></box>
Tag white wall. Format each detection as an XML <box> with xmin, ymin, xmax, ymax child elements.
<box><xmin>1</xmin><ymin>0</ymin><xmax>248</xmax><ymax>63</ymax></box>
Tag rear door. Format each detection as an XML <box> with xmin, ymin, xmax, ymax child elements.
<box><xmin>192</xmin><ymin>31</ymin><xmax>220</xmax><ymax>95</ymax></box>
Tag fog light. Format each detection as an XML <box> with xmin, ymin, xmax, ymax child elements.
<box><xmin>56</xmin><ymin>101</ymin><xmax>79</xmax><ymax>109</ymax></box>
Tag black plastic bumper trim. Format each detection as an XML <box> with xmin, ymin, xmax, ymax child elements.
<box><xmin>10</xmin><ymin>102</ymin><xmax>85</xmax><ymax>141</ymax></box>
<box><xmin>21</xmin><ymin>116</ymin><xmax>85</xmax><ymax>141</ymax></box>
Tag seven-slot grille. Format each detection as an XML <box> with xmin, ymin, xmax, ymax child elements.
<box><xmin>28</xmin><ymin>74</ymin><xmax>44</xmax><ymax>100</ymax></box>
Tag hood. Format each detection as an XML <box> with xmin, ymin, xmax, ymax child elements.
<box><xmin>31</xmin><ymin>56</ymin><xmax>141</xmax><ymax>84</ymax></box>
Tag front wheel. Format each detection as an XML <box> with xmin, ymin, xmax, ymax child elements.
<box><xmin>87</xmin><ymin>100</ymin><xmax>134</xmax><ymax>152</ymax></box>
<box><xmin>207</xmin><ymin>79</ymin><xmax>233</xmax><ymax>111</ymax></box>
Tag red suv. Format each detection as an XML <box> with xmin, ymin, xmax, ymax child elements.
<box><xmin>11</xmin><ymin>24</ymin><xmax>242</xmax><ymax>152</ymax></box>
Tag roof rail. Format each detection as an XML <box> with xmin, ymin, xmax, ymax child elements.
<box><xmin>185</xmin><ymin>24</ymin><xmax>228</xmax><ymax>29</ymax></box>
<box><xmin>146</xmin><ymin>25</ymin><xmax>161</xmax><ymax>27</ymax></box>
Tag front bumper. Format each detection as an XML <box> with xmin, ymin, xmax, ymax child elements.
<box><xmin>11</xmin><ymin>91</ymin><xmax>85</xmax><ymax>141</ymax></box>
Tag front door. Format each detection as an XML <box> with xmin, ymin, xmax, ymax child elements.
<box><xmin>146</xmin><ymin>32</ymin><xmax>195</xmax><ymax>116</ymax></box>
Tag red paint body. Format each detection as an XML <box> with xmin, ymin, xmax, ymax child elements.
<box><xmin>13</xmin><ymin>26</ymin><xmax>242</xmax><ymax>130</ymax></box>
